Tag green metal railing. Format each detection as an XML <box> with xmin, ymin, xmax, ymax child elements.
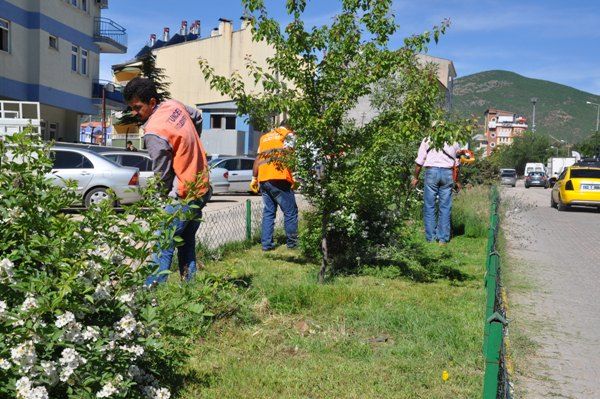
<box><xmin>482</xmin><ymin>186</ymin><xmax>512</xmax><ymax>399</ymax></box>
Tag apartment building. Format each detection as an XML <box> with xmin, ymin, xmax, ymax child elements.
<box><xmin>111</xmin><ymin>17</ymin><xmax>275</xmax><ymax>154</ymax></box>
<box><xmin>0</xmin><ymin>0</ymin><xmax>126</xmax><ymax>142</ymax></box>
<box><xmin>483</xmin><ymin>108</ymin><xmax>528</xmax><ymax>156</ymax></box>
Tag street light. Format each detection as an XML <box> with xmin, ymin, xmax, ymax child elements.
<box><xmin>586</xmin><ymin>101</ymin><xmax>600</xmax><ymax>157</ymax></box>
<box><xmin>530</xmin><ymin>97</ymin><xmax>538</xmax><ymax>132</ymax></box>
<box><xmin>102</xmin><ymin>83</ymin><xmax>115</xmax><ymax>146</ymax></box>
<box><xmin>550</xmin><ymin>145</ymin><xmax>558</xmax><ymax>157</ymax></box>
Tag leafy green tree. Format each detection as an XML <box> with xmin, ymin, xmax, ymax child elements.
<box><xmin>573</xmin><ymin>131</ymin><xmax>600</xmax><ymax>158</ymax></box>
<box><xmin>200</xmin><ymin>0</ymin><xmax>470</xmax><ymax>281</ymax></box>
<box><xmin>489</xmin><ymin>131</ymin><xmax>551</xmax><ymax>175</ymax></box>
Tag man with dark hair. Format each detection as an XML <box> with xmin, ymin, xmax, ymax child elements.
<box><xmin>126</xmin><ymin>140</ymin><xmax>138</xmax><ymax>152</ymax></box>
<box><xmin>124</xmin><ymin>77</ymin><xmax>210</xmax><ymax>285</ymax></box>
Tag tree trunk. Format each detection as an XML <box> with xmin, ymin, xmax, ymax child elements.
<box><xmin>318</xmin><ymin>210</ymin><xmax>329</xmax><ymax>283</ymax></box>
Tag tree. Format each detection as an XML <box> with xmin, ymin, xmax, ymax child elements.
<box><xmin>489</xmin><ymin>131</ymin><xmax>551</xmax><ymax>175</ymax></box>
<box><xmin>573</xmin><ymin>131</ymin><xmax>600</xmax><ymax>158</ymax></box>
<box><xmin>200</xmin><ymin>0</ymin><xmax>471</xmax><ymax>282</ymax></box>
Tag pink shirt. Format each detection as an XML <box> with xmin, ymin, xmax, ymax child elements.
<box><xmin>415</xmin><ymin>139</ymin><xmax>461</xmax><ymax>168</ymax></box>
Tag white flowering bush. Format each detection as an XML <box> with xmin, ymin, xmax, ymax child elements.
<box><xmin>0</xmin><ymin>132</ymin><xmax>181</xmax><ymax>398</ymax></box>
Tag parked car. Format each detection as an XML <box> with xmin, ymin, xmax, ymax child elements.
<box><xmin>100</xmin><ymin>151</ymin><xmax>230</xmax><ymax>200</ymax></box>
<box><xmin>208</xmin><ymin>156</ymin><xmax>256</xmax><ymax>192</ymax></box>
<box><xmin>500</xmin><ymin>169</ymin><xmax>517</xmax><ymax>187</ymax></box>
<box><xmin>48</xmin><ymin>147</ymin><xmax>141</xmax><ymax>207</ymax></box>
<box><xmin>551</xmin><ymin>166</ymin><xmax>600</xmax><ymax>211</ymax></box>
<box><xmin>524</xmin><ymin>171</ymin><xmax>549</xmax><ymax>188</ymax></box>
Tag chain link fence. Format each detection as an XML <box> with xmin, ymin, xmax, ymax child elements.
<box><xmin>197</xmin><ymin>196</ymin><xmax>310</xmax><ymax>250</ymax></box>
<box><xmin>483</xmin><ymin>186</ymin><xmax>513</xmax><ymax>399</ymax></box>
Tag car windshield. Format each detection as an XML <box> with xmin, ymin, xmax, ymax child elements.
<box><xmin>570</xmin><ymin>169</ymin><xmax>600</xmax><ymax>179</ymax></box>
<box><xmin>501</xmin><ymin>171</ymin><xmax>516</xmax><ymax>177</ymax></box>
<box><xmin>529</xmin><ymin>172</ymin><xmax>545</xmax><ymax>177</ymax></box>
<box><xmin>208</xmin><ymin>158</ymin><xmax>222</xmax><ymax>166</ymax></box>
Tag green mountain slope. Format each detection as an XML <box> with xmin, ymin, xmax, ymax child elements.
<box><xmin>453</xmin><ymin>70</ymin><xmax>600</xmax><ymax>143</ymax></box>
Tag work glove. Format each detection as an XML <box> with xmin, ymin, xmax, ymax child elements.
<box><xmin>250</xmin><ymin>177</ymin><xmax>260</xmax><ymax>194</ymax></box>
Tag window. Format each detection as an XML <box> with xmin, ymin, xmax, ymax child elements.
<box><xmin>225</xmin><ymin>116</ymin><xmax>236</xmax><ymax>130</ymax></box>
<box><xmin>103</xmin><ymin>154</ymin><xmax>119</xmax><ymax>163</ymax></box>
<box><xmin>570</xmin><ymin>169</ymin><xmax>600</xmax><ymax>179</ymax></box>
<box><xmin>49</xmin><ymin>123</ymin><xmax>58</xmax><ymax>140</ymax></box>
<box><xmin>217</xmin><ymin>159</ymin><xmax>239</xmax><ymax>171</ymax></box>
<box><xmin>210</xmin><ymin>115</ymin><xmax>222</xmax><ymax>129</ymax></box>
<box><xmin>81</xmin><ymin>0</ymin><xmax>87</xmax><ymax>11</ymax></box>
<box><xmin>71</xmin><ymin>0</ymin><xmax>78</xmax><ymax>6</ymax></box>
<box><xmin>40</xmin><ymin>121</ymin><xmax>47</xmax><ymax>139</ymax></box>
<box><xmin>49</xmin><ymin>35</ymin><xmax>58</xmax><ymax>50</ymax></box>
<box><xmin>80</xmin><ymin>49</ymin><xmax>88</xmax><ymax>75</ymax></box>
<box><xmin>52</xmin><ymin>151</ymin><xmax>93</xmax><ymax>169</ymax></box>
<box><xmin>240</xmin><ymin>159</ymin><xmax>254</xmax><ymax>170</ymax></box>
<box><xmin>71</xmin><ymin>45</ymin><xmax>78</xmax><ymax>72</ymax></box>
<box><xmin>121</xmin><ymin>155</ymin><xmax>152</xmax><ymax>172</ymax></box>
<box><xmin>0</xmin><ymin>18</ymin><xmax>9</xmax><ymax>52</ymax></box>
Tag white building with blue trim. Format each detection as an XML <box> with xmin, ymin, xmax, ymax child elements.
<box><xmin>0</xmin><ymin>0</ymin><xmax>126</xmax><ymax>141</ymax></box>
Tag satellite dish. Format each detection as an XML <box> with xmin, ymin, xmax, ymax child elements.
<box><xmin>571</xmin><ymin>150</ymin><xmax>581</xmax><ymax>161</ymax></box>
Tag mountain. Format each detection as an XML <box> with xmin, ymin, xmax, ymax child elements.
<box><xmin>452</xmin><ymin>70</ymin><xmax>600</xmax><ymax>143</ymax></box>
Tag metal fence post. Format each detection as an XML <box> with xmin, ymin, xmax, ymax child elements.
<box><xmin>246</xmin><ymin>199</ymin><xmax>252</xmax><ymax>241</ymax></box>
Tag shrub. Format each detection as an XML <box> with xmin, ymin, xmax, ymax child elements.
<box><xmin>0</xmin><ymin>132</ymin><xmax>179</xmax><ymax>399</ymax></box>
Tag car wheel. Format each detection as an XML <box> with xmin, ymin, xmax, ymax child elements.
<box><xmin>550</xmin><ymin>194</ymin><xmax>557</xmax><ymax>209</ymax></box>
<box><xmin>84</xmin><ymin>187</ymin><xmax>113</xmax><ymax>208</ymax></box>
<box><xmin>557</xmin><ymin>196</ymin><xmax>569</xmax><ymax>212</ymax></box>
<box><xmin>206</xmin><ymin>186</ymin><xmax>214</xmax><ymax>202</ymax></box>
<box><xmin>512</xmin><ymin>184</ymin><xmax>516</xmax><ymax>188</ymax></box>
<box><xmin>525</xmin><ymin>185</ymin><xmax>529</xmax><ymax>189</ymax></box>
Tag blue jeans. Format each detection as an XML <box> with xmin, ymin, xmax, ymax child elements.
<box><xmin>423</xmin><ymin>167</ymin><xmax>454</xmax><ymax>243</ymax></box>
<box><xmin>260</xmin><ymin>181</ymin><xmax>298</xmax><ymax>250</ymax></box>
<box><xmin>146</xmin><ymin>197</ymin><xmax>206</xmax><ymax>286</ymax></box>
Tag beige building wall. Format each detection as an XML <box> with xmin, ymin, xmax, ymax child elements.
<box><xmin>152</xmin><ymin>19</ymin><xmax>275</xmax><ymax>106</ymax></box>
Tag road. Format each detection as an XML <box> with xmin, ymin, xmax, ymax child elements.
<box><xmin>502</xmin><ymin>180</ymin><xmax>600</xmax><ymax>398</ymax></box>
<box><xmin>205</xmin><ymin>193</ymin><xmax>259</xmax><ymax>213</ymax></box>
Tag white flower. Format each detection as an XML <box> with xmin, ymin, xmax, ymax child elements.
<box><xmin>0</xmin><ymin>300</ymin><xmax>7</xmax><ymax>316</ymax></box>
<box><xmin>15</xmin><ymin>376</ymin><xmax>49</xmax><ymax>399</ymax></box>
<box><xmin>0</xmin><ymin>257</ymin><xmax>15</xmax><ymax>282</ymax></box>
<box><xmin>96</xmin><ymin>382</ymin><xmax>118</xmax><ymax>398</ymax></box>
<box><xmin>82</xmin><ymin>326</ymin><xmax>100</xmax><ymax>342</ymax></box>
<box><xmin>118</xmin><ymin>292</ymin><xmax>135</xmax><ymax>306</ymax></box>
<box><xmin>116</xmin><ymin>314</ymin><xmax>137</xmax><ymax>337</ymax></box>
<box><xmin>119</xmin><ymin>344</ymin><xmax>144</xmax><ymax>358</ymax></box>
<box><xmin>63</xmin><ymin>322</ymin><xmax>84</xmax><ymax>343</ymax></box>
<box><xmin>0</xmin><ymin>358</ymin><xmax>11</xmax><ymax>370</ymax></box>
<box><xmin>58</xmin><ymin>348</ymin><xmax>86</xmax><ymax>382</ymax></box>
<box><xmin>20</xmin><ymin>294</ymin><xmax>38</xmax><ymax>312</ymax></box>
<box><xmin>143</xmin><ymin>386</ymin><xmax>171</xmax><ymax>399</ymax></box>
<box><xmin>55</xmin><ymin>311</ymin><xmax>76</xmax><ymax>328</ymax></box>
<box><xmin>11</xmin><ymin>340</ymin><xmax>37</xmax><ymax>372</ymax></box>
<box><xmin>93</xmin><ymin>281</ymin><xmax>111</xmax><ymax>301</ymax></box>
<box><xmin>41</xmin><ymin>360</ymin><xmax>58</xmax><ymax>386</ymax></box>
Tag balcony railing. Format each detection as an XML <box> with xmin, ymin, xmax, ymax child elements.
<box><xmin>94</xmin><ymin>17</ymin><xmax>127</xmax><ymax>53</ymax></box>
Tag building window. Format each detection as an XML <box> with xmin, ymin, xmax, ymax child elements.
<box><xmin>80</xmin><ymin>49</ymin><xmax>88</xmax><ymax>75</ymax></box>
<box><xmin>81</xmin><ymin>0</ymin><xmax>87</xmax><ymax>11</ymax></box>
<box><xmin>49</xmin><ymin>35</ymin><xmax>59</xmax><ymax>50</ymax></box>
<box><xmin>71</xmin><ymin>0</ymin><xmax>78</xmax><ymax>6</ymax></box>
<box><xmin>210</xmin><ymin>115</ymin><xmax>222</xmax><ymax>129</ymax></box>
<box><xmin>225</xmin><ymin>116</ymin><xmax>236</xmax><ymax>130</ymax></box>
<box><xmin>71</xmin><ymin>45</ymin><xmax>78</xmax><ymax>72</ymax></box>
<box><xmin>40</xmin><ymin>121</ymin><xmax>47</xmax><ymax>139</ymax></box>
<box><xmin>49</xmin><ymin>123</ymin><xmax>59</xmax><ymax>140</ymax></box>
<box><xmin>0</xmin><ymin>18</ymin><xmax>9</xmax><ymax>52</ymax></box>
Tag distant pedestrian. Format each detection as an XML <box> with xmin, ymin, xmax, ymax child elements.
<box><xmin>124</xmin><ymin>77</ymin><xmax>210</xmax><ymax>285</ymax></box>
<box><xmin>411</xmin><ymin>138</ymin><xmax>462</xmax><ymax>244</ymax></box>
<box><xmin>126</xmin><ymin>140</ymin><xmax>138</xmax><ymax>152</ymax></box>
<box><xmin>251</xmin><ymin>122</ymin><xmax>298</xmax><ymax>251</ymax></box>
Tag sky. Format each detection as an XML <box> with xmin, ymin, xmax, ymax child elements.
<box><xmin>100</xmin><ymin>0</ymin><xmax>600</xmax><ymax>95</ymax></box>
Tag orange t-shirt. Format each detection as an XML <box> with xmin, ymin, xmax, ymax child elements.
<box><xmin>257</xmin><ymin>127</ymin><xmax>294</xmax><ymax>184</ymax></box>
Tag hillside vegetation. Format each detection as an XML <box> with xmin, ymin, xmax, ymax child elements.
<box><xmin>453</xmin><ymin>70</ymin><xmax>600</xmax><ymax>143</ymax></box>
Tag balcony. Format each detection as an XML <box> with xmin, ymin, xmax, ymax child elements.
<box><xmin>94</xmin><ymin>17</ymin><xmax>127</xmax><ymax>53</ymax></box>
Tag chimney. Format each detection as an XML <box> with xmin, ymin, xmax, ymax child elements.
<box><xmin>194</xmin><ymin>20</ymin><xmax>201</xmax><ymax>35</ymax></box>
<box><xmin>211</xmin><ymin>28</ymin><xmax>219</xmax><ymax>37</ymax></box>
<box><xmin>218</xmin><ymin>18</ymin><xmax>232</xmax><ymax>36</ymax></box>
<box><xmin>163</xmin><ymin>27</ymin><xmax>170</xmax><ymax>41</ymax></box>
<box><xmin>180</xmin><ymin>20</ymin><xmax>188</xmax><ymax>35</ymax></box>
<box><xmin>149</xmin><ymin>34</ymin><xmax>156</xmax><ymax>46</ymax></box>
<box><xmin>240</xmin><ymin>16</ymin><xmax>251</xmax><ymax>30</ymax></box>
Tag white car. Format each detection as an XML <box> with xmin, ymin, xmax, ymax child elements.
<box><xmin>101</xmin><ymin>151</ymin><xmax>230</xmax><ymax>200</ymax></box>
<box><xmin>49</xmin><ymin>147</ymin><xmax>141</xmax><ymax>207</ymax></box>
<box><xmin>209</xmin><ymin>156</ymin><xmax>256</xmax><ymax>192</ymax></box>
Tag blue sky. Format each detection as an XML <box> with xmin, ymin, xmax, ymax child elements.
<box><xmin>100</xmin><ymin>0</ymin><xmax>600</xmax><ymax>94</ymax></box>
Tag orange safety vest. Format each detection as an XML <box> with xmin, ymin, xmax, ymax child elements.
<box><xmin>144</xmin><ymin>100</ymin><xmax>209</xmax><ymax>199</ymax></box>
<box><xmin>257</xmin><ymin>127</ymin><xmax>294</xmax><ymax>184</ymax></box>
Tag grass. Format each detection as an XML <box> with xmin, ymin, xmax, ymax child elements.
<box><xmin>452</xmin><ymin>185</ymin><xmax>492</xmax><ymax>238</ymax></box>
<box><xmin>171</xmin><ymin>233</ymin><xmax>488</xmax><ymax>399</ymax></box>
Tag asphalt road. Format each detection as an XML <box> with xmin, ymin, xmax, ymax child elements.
<box><xmin>502</xmin><ymin>180</ymin><xmax>600</xmax><ymax>398</ymax></box>
<box><xmin>205</xmin><ymin>193</ymin><xmax>259</xmax><ymax>213</ymax></box>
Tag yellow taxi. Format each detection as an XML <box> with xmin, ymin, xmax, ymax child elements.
<box><xmin>551</xmin><ymin>165</ymin><xmax>600</xmax><ymax>211</ymax></box>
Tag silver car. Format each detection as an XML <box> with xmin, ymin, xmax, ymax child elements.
<box><xmin>48</xmin><ymin>146</ymin><xmax>141</xmax><ymax>207</ymax></box>
<box><xmin>209</xmin><ymin>156</ymin><xmax>256</xmax><ymax>192</ymax></box>
<box><xmin>100</xmin><ymin>151</ymin><xmax>230</xmax><ymax>200</ymax></box>
<box><xmin>500</xmin><ymin>169</ymin><xmax>517</xmax><ymax>187</ymax></box>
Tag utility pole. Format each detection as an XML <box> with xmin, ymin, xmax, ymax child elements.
<box><xmin>530</xmin><ymin>97</ymin><xmax>538</xmax><ymax>133</ymax></box>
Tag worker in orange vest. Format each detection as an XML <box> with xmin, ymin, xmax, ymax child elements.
<box><xmin>124</xmin><ymin>77</ymin><xmax>210</xmax><ymax>285</ymax></box>
<box><xmin>251</xmin><ymin>122</ymin><xmax>298</xmax><ymax>251</ymax></box>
